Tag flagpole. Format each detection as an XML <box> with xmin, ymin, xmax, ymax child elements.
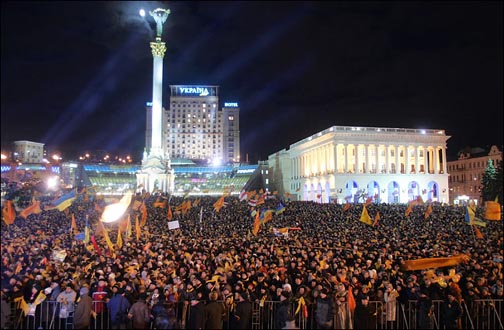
<box><xmin>470</xmin><ymin>225</ymin><xmax>476</xmax><ymax>242</ymax></box>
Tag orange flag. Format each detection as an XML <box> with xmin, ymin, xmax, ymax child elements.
<box><xmin>364</xmin><ymin>197</ymin><xmax>372</xmax><ymax>206</ymax></box>
<box><xmin>100</xmin><ymin>222</ymin><xmax>114</xmax><ymax>253</ymax></box>
<box><xmin>484</xmin><ymin>201</ymin><xmax>501</xmax><ymax>220</ymax></box>
<box><xmin>474</xmin><ymin>226</ymin><xmax>484</xmax><ymax>239</ymax></box>
<box><xmin>424</xmin><ymin>205</ymin><xmax>433</xmax><ymax>219</ymax></box>
<box><xmin>252</xmin><ymin>209</ymin><xmax>261</xmax><ymax>236</ymax></box>
<box><xmin>116</xmin><ymin>227</ymin><xmax>123</xmax><ymax>249</ymax></box>
<box><xmin>140</xmin><ymin>202</ymin><xmax>147</xmax><ymax>226</ymax></box>
<box><xmin>2</xmin><ymin>200</ymin><xmax>16</xmax><ymax>225</ymax></box>
<box><xmin>343</xmin><ymin>202</ymin><xmax>351</xmax><ymax>212</ymax></box>
<box><xmin>213</xmin><ymin>196</ymin><xmax>225</xmax><ymax>213</ymax></box>
<box><xmin>125</xmin><ymin>214</ymin><xmax>132</xmax><ymax>239</ymax></box>
<box><xmin>19</xmin><ymin>198</ymin><xmax>41</xmax><ymax>219</ymax></box>
<box><xmin>405</xmin><ymin>204</ymin><xmax>413</xmax><ymax>217</ymax></box>
<box><xmin>373</xmin><ymin>212</ymin><xmax>381</xmax><ymax>227</ymax></box>
<box><xmin>348</xmin><ymin>286</ymin><xmax>356</xmax><ymax>312</ymax></box>
<box><xmin>400</xmin><ymin>254</ymin><xmax>470</xmax><ymax>271</ymax></box>
<box><xmin>263</xmin><ymin>210</ymin><xmax>274</xmax><ymax>224</ymax></box>
<box><xmin>71</xmin><ymin>214</ymin><xmax>79</xmax><ymax>235</ymax></box>
<box><xmin>359</xmin><ymin>206</ymin><xmax>373</xmax><ymax>226</ymax></box>
<box><xmin>167</xmin><ymin>205</ymin><xmax>173</xmax><ymax>221</ymax></box>
<box><xmin>135</xmin><ymin>215</ymin><xmax>141</xmax><ymax>241</ymax></box>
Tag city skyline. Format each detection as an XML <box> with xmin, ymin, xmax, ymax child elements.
<box><xmin>1</xmin><ymin>1</ymin><xmax>502</xmax><ymax>162</ymax></box>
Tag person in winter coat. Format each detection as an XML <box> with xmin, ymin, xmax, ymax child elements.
<box><xmin>315</xmin><ymin>288</ymin><xmax>334</xmax><ymax>329</ymax></box>
<box><xmin>107</xmin><ymin>288</ymin><xmax>131</xmax><ymax>330</ymax></box>
<box><xmin>127</xmin><ymin>293</ymin><xmax>151</xmax><ymax>330</ymax></box>
<box><xmin>187</xmin><ymin>290</ymin><xmax>205</xmax><ymax>330</ymax></box>
<box><xmin>74</xmin><ymin>287</ymin><xmax>93</xmax><ymax>330</ymax></box>
<box><xmin>440</xmin><ymin>292</ymin><xmax>463</xmax><ymax>329</ymax></box>
<box><xmin>275</xmin><ymin>290</ymin><xmax>291</xmax><ymax>330</ymax></box>
<box><xmin>354</xmin><ymin>295</ymin><xmax>376</xmax><ymax>329</ymax></box>
<box><xmin>205</xmin><ymin>291</ymin><xmax>226</xmax><ymax>329</ymax></box>
<box><xmin>233</xmin><ymin>290</ymin><xmax>252</xmax><ymax>329</ymax></box>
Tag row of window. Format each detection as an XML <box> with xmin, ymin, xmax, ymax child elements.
<box><xmin>448</xmin><ymin>159</ymin><xmax>500</xmax><ymax>171</ymax></box>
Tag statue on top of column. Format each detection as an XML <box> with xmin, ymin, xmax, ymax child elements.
<box><xmin>150</xmin><ymin>8</ymin><xmax>171</xmax><ymax>38</ymax></box>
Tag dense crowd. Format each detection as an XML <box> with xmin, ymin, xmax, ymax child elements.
<box><xmin>1</xmin><ymin>190</ymin><xmax>502</xmax><ymax>329</ymax></box>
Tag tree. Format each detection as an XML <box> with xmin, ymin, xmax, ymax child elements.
<box><xmin>495</xmin><ymin>161</ymin><xmax>503</xmax><ymax>204</ymax></box>
<box><xmin>481</xmin><ymin>158</ymin><xmax>498</xmax><ymax>202</ymax></box>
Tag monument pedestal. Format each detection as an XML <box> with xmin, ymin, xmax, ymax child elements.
<box><xmin>136</xmin><ymin>153</ymin><xmax>174</xmax><ymax>193</ymax></box>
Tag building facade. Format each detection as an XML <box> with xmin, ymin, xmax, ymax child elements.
<box><xmin>267</xmin><ymin>126</ymin><xmax>450</xmax><ymax>204</ymax></box>
<box><xmin>158</xmin><ymin>85</ymin><xmax>240</xmax><ymax>164</ymax></box>
<box><xmin>447</xmin><ymin>145</ymin><xmax>502</xmax><ymax>205</ymax></box>
<box><xmin>13</xmin><ymin>140</ymin><xmax>45</xmax><ymax>163</ymax></box>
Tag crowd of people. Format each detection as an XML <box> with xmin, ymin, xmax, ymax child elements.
<box><xmin>1</xmin><ymin>189</ymin><xmax>502</xmax><ymax>329</ymax></box>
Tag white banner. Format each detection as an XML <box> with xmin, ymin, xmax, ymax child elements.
<box><xmin>168</xmin><ymin>220</ymin><xmax>180</xmax><ymax>230</ymax></box>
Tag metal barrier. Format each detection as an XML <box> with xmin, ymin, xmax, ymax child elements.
<box><xmin>6</xmin><ymin>298</ymin><xmax>503</xmax><ymax>329</ymax></box>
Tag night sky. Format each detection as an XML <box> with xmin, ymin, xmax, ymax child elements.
<box><xmin>1</xmin><ymin>1</ymin><xmax>502</xmax><ymax>163</ymax></box>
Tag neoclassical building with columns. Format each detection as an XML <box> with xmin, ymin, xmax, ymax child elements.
<box><xmin>267</xmin><ymin>125</ymin><xmax>450</xmax><ymax>204</ymax></box>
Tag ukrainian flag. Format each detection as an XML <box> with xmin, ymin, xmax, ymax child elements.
<box><xmin>275</xmin><ymin>202</ymin><xmax>286</xmax><ymax>215</ymax></box>
<box><xmin>53</xmin><ymin>189</ymin><xmax>76</xmax><ymax>211</ymax></box>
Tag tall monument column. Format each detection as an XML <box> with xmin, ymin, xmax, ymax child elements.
<box><xmin>137</xmin><ymin>8</ymin><xmax>174</xmax><ymax>194</ymax></box>
<box><xmin>149</xmin><ymin>8</ymin><xmax>169</xmax><ymax>157</ymax></box>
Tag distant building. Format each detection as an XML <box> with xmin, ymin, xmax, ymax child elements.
<box><xmin>145</xmin><ymin>85</ymin><xmax>240</xmax><ymax>164</ymax></box>
<box><xmin>447</xmin><ymin>145</ymin><xmax>502</xmax><ymax>205</ymax></box>
<box><xmin>13</xmin><ymin>140</ymin><xmax>45</xmax><ymax>163</ymax></box>
<box><xmin>59</xmin><ymin>161</ymin><xmax>259</xmax><ymax>196</ymax></box>
<box><xmin>267</xmin><ymin>125</ymin><xmax>450</xmax><ymax>204</ymax></box>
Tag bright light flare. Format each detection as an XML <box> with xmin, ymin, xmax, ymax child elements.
<box><xmin>101</xmin><ymin>193</ymin><xmax>132</xmax><ymax>223</ymax></box>
<box><xmin>139</xmin><ymin>9</ymin><xmax>145</xmax><ymax>17</ymax></box>
<box><xmin>47</xmin><ymin>176</ymin><xmax>59</xmax><ymax>190</ymax></box>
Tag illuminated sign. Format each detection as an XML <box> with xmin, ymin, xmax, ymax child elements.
<box><xmin>179</xmin><ymin>87</ymin><xmax>210</xmax><ymax>96</ymax></box>
<box><xmin>146</xmin><ymin>102</ymin><xmax>153</xmax><ymax>106</ymax></box>
<box><xmin>237</xmin><ymin>168</ymin><xmax>255</xmax><ymax>174</ymax></box>
<box><xmin>224</xmin><ymin>102</ymin><xmax>239</xmax><ymax>107</ymax></box>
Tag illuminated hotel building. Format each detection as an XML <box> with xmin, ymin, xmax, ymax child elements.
<box><xmin>151</xmin><ymin>85</ymin><xmax>240</xmax><ymax>164</ymax></box>
<box><xmin>447</xmin><ymin>145</ymin><xmax>502</xmax><ymax>205</ymax></box>
<box><xmin>267</xmin><ymin>126</ymin><xmax>450</xmax><ymax>204</ymax></box>
<box><xmin>13</xmin><ymin>140</ymin><xmax>45</xmax><ymax>163</ymax></box>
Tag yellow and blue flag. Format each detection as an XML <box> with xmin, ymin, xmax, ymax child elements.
<box><xmin>52</xmin><ymin>189</ymin><xmax>76</xmax><ymax>211</ymax></box>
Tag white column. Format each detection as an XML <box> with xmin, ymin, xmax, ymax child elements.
<box><xmin>442</xmin><ymin>147</ymin><xmax>447</xmax><ymax>174</ymax></box>
<box><xmin>334</xmin><ymin>144</ymin><xmax>339</xmax><ymax>173</ymax></box>
<box><xmin>356</xmin><ymin>145</ymin><xmax>361</xmax><ymax>173</ymax></box>
<box><xmin>151</xmin><ymin>48</ymin><xmax>165</xmax><ymax>156</ymax></box>
<box><xmin>406</xmin><ymin>146</ymin><xmax>410</xmax><ymax>174</ymax></box>
<box><xmin>396</xmin><ymin>145</ymin><xmax>400</xmax><ymax>174</ymax></box>
<box><xmin>424</xmin><ymin>147</ymin><xmax>429</xmax><ymax>174</ymax></box>
<box><xmin>415</xmin><ymin>146</ymin><xmax>420</xmax><ymax>174</ymax></box>
<box><xmin>366</xmin><ymin>145</ymin><xmax>371</xmax><ymax>173</ymax></box>
<box><xmin>375</xmin><ymin>145</ymin><xmax>379</xmax><ymax>174</ymax></box>
<box><xmin>345</xmin><ymin>144</ymin><xmax>349</xmax><ymax>173</ymax></box>
<box><xmin>385</xmin><ymin>145</ymin><xmax>390</xmax><ymax>174</ymax></box>
<box><xmin>434</xmin><ymin>147</ymin><xmax>439</xmax><ymax>174</ymax></box>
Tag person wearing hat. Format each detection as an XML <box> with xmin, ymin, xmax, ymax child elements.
<box><xmin>127</xmin><ymin>292</ymin><xmax>150</xmax><ymax>330</ymax></box>
<box><xmin>187</xmin><ymin>291</ymin><xmax>205</xmax><ymax>330</ymax></box>
<box><xmin>275</xmin><ymin>290</ymin><xmax>291</xmax><ymax>329</ymax></box>
<box><xmin>232</xmin><ymin>290</ymin><xmax>252</xmax><ymax>329</ymax></box>
<box><xmin>74</xmin><ymin>287</ymin><xmax>93</xmax><ymax>330</ymax></box>
<box><xmin>204</xmin><ymin>290</ymin><xmax>226</xmax><ymax>329</ymax></box>
<box><xmin>56</xmin><ymin>283</ymin><xmax>76</xmax><ymax>329</ymax></box>
<box><xmin>107</xmin><ymin>285</ymin><xmax>131</xmax><ymax>329</ymax></box>
<box><xmin>315</xmin><ymin>288</ymin><xmax>334</xmax><ymax>329</ymax></box>
<box><xmin>416</xmin><ymin>287</ymin><xmax>434</xmax><ymax>330</ymax></box>
<box><xmin>440</xmin><ymin>290</ymin><xmax>462</xmax><ymax>329</ymax></box>
<box><xmin>354</xmin><ymin>295</ymin><xmax>375</xmax><ymax>329</ymax></box>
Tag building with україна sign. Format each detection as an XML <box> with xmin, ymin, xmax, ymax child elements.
<box><xmin>144</xmin><ymin>85</ymin><xmax>240</xmax><ymax>165</ymax></box>
<box><xmin>266</xmin><ymin>125</ymin><xmax>450</xmax><ymax>204</ymax></box>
